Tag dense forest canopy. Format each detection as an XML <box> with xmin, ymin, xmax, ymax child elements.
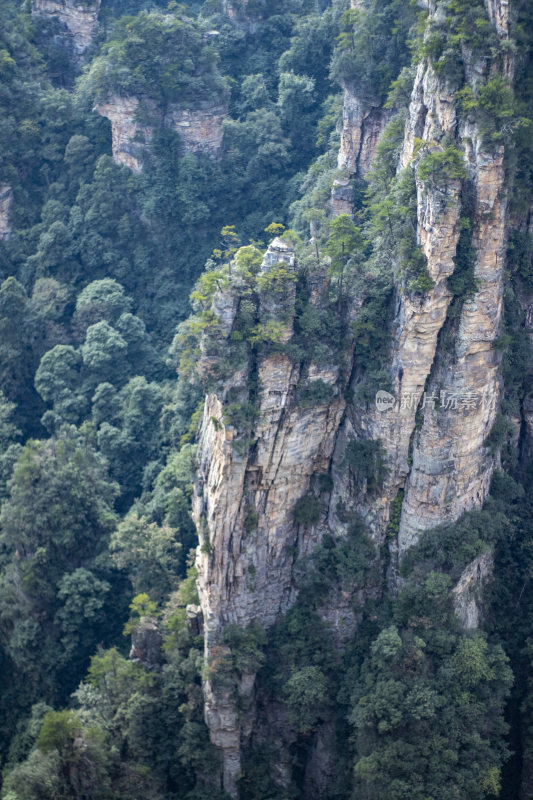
<box><xmin>0</xmin><ymin>0</ymin><xmax>532</xmax><ymax>798</ymax></box>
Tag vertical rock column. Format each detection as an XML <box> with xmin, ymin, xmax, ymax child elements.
<box><xmin>330</xmin><ymin>57</ymin><xmax>463</xmax><ymax>541</ymax></box>
<box><xmin>194</xmin><ymin>241</ymin><xmax>349</xmax><ymax>796</ymax></box>
<box><xmin>331</xmin><ymin>87</ymin><xmax>390</xmax><ymax>216</ymax></box>
<box><xmin>398</xmin><ymin>132</ymin><xmax>508</xmax><ymax>551</ymax></box>
<box><xmin>0</xmin><ymin>185</ymin><xmax>13</xmax><ymax>241</ymax></box>
<box><xmin>397</xmin><ymin>0</ymin><xmax>513</xmax><ymax>551</ymax></box>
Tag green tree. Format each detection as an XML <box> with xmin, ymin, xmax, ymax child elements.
<box><xmin>35</xmin><ymin>344</ymin><xmax>86</xmax><ymax>427</ymax></box>
<box><xmin>81</xmin><ymin>321</ymin><xmax>128</xmax><ymax>384</ymax></box>
<box><xmin>96</xmin><ymin>376</ymin><xmax>164</xmax><ymax>505</ymax></box>
<box><xmin>0</xmin><ymin>277</ymin><xmax>43</xmax><ymax>434</ymax></box>
<box><xmin>325</xmin><ymin>213</ymin><xmax>363</xmax><ymax>304</ymax></box>
<box><xmin>350</xmin><ymin>585</ymin><xmax>512</xmax><ymax>800</ymax></box>
<box><xmin>0</xmin><ymin>390</ymin><xmax>21</xmax><ymax>500</ymax></box>
<box><xmin>110</xmin><ymin>514</ymin><xmax>181</xmax><ymax>600</ymax></box>
<box><xmin>283</xmin><ymin>665</ymin><xmax>329</xmax><ymax>733</ymax></box>
<box><xmin>3</xmin><ymin>710</ymin><xmax>113</xmax><ymax>800</ymax></box>
<box><xmin>73</xmin><ymin>278</ymin><xmax>132</xmax><ymax>336</ymax></box>
<box><xmin>0</xmin><ymin>430</ymin><xmax>120</xmax><ymax>705</ymax></box>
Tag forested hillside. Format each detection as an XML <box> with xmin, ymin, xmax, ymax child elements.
<box><xmin>0</xmin><ymin>0</ymin><xmax>532</xmax><ymax>798</ymax></box>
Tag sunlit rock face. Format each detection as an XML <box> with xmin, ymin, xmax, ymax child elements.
<box><xmin>193</xmin><ymin>238</ymin><xmax>352</xmax><ymax>796</ymax></box>
<box><xmin>331</xmin><ymin>0</ymin><xmax>512</xmax><ymax>560</ymax></box>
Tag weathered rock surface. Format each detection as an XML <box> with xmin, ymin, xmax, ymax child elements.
<box><xmin>95</xmin><ymin>95</ymin><xmax>226</xmax><ymax>172</ymax></box>
<box><xmin>453</xmin><ymin>551</ymin><xmax>493</xmax><ymax>629</ymax></box>
<box><xmin>331</xmin><ymin>87</ymin><xmax>390</xmax><ymax>216</ymax></box>
<box><xmin>221</xmin><ymin>0</ymin><xmax>260</xmax><ymax>33</ymax></box>
<box><xmin>332</xmin><ymin>27</ymin><xmax>510</xmax><ymax>557</ymax></box>
<box><xmin>95</xmin><ymin>97</ymin><xmax>148</xmax><ymax>174</ymax></box>
<box><xmin>186</xmin><ymin>604</ymin><xmax>204</xmax><ymax>636</ymax></box>
<box><xmin>330</xmin><ymin>59</ymin><xmax>464</xmax><ymax>547</ymax></box>
<box><xmin>399</xmin><ymin>131</ymin><xmax>507</xmax><ymax>551</ymax></box>
<box><xmin>32</xmin><ymin>0</ymin><xmax>100</xmax><ymax>59</ymax></box>
<box><xmin>193</xmin><ymin>2</ymin><xmax>513</xmax><ymax>796</ymax></box>
<box><xmin>337</xmin><ymin>90</ymin><xmax>389</xmax><ymax>177</ymax></box>
<box><xmin>129</xmin><ymin>616</ymin><xmax>162</xmax><ymax>669</ymax></box>
<box><xmin>484</xmin><ymin>0</ymin><xmax>510</xmax><ymax>37</ymax></box>
<box><xmin>194</xmin><ymin>240</ymin><xmax>352</xmax><ymax>795</ymax></box>
<box><xmin>0</xmin><ymin>185</ymin><xmax>13</xmax><ymax>241</ymax></box>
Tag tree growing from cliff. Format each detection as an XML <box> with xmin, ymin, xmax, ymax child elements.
<box><xmin>325</xmin><ymin>213</ymin><xmax>363</xmax><ymax>303</ymax></box>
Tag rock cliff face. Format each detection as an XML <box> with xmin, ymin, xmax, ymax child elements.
<box><xmin>484</xmin><ymin>0</ymin><xmax>510</xmax><ymax>37</ymax></box>
<box><xmin>221</xmin><ymin>0</ymin><xmax>260</xmax><ymax>33</ymax></box>
<box><xmin>194</xmin><ymin>240</ymin><xmax>351</xmax><ymax>796</ymax></box>
<box><xmin>516</xmin><ymin>210</ymin><xmax>533</xmax><ymax>465</ymax></box>
<box><xmin>331</xmin><ymin>87</ymin><xmax>390</xmax><ymax>216</ymax></box>
<box><xmin>0</xmin><ymin>185</ymin><xmax>13</xmax><ymax>241</ymax></box>
<box><xmin>398</xmin><ymin>129</ymin><xmax>506</xmax><ymax>551</ymax></box>
<box><xmin>193</xmin><ymin>1</ymin><xmax>513</xmax><ymax>796</ymax></box>
<box><xmin>95</xmin><ymin>96</ymin><xmax>226</xmax><ymax>173</ymax></box>
<box><xmin>331</xmin><ymin>2</ymin><xmax>511</xmax><ymax>562</ymax></box>
<box><xmin>453</xmin><ymin>551</ymin><xmax>493</xmax><ymax>629</ymax></box>
<box><xmin>129</xmin><ymin>616</ymin><xmax>162</xmax><ymax>669</ymax></box>
<box><xmin>32</xmin><ymin>0</ymin><xmax>100</xmax><ymax>60</ymax></box>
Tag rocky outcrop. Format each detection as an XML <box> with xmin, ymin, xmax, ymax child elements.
<box><xmin>0</xmin><ymin>185</ymin><xmax>13</xmax><ymax>241</ymax></box>
<box><xmin>389</xmin><ymin>5</ymin><xmax>511</xmax><ymax>547</ymax></box>
<box><xmin>484</xmin><ymin>0</ymin><xmax>510</xmax><ymax>37</ymax></box>
<box><xmin>453</xmin><ymin>551</ymin><xmax>493</xmax><ymax>629</ymax></box>
<box><xmin>516</xmin><ymin>210</ymin><xmax>533</xmax><ymax>465</ymax></box>
<box><xmin>95</xmin><ymin>96</ymin><xmax>226</xmax><ymax>172</ymax></box>
<box><xmin>95</xmin><ymin>97</ymin><xmax>148</xmax><ymax>174</ymax></box>
<box><xmin>398</xmin><ymin>129</ymin><xmax>507</xmax><ymax>551</ymax></box>
<box><xmin>129</xmin><ymin>616</ymin><xmax>162</xmax><ymax>669</ymax></box>
<box><xmin>193</xmin><ymin>2</ymin><xmax>513</xmax><ymax>796</ymax></box>
<box><xmin>330</xmin><ymin>59</ymin><xmax>464</xmax><ymax>549</ymax></box>
<box><xmin>221</xmin><ymin>0</ymin><xmax>260</xmax><ymax>33</ymax></box>
<box><xmin>331</xmin><ymin>87</ymin><xmax>390</xmax><ymax>216</ymax></box>
<box><xmin>32</xmin><ymin>0</ymin><xmax>100</xmax><ymax>59</ymax></box>
<box><xmin>332</xmin><ymin>11</ymin><xmax>511</xmax><ymax>558</ymax></box>
<box><xmin>337</xmin><ymin>90</ymin><xmax>389</xmax><ymax>177</ymax></box>
<box><xmin>194</xmin><ymin>240</ymin><xmax>351</xmax><ymax>796</ymax></box>
<box><xmin>186</xmin><ymin>604</ymin><xmax>204</xmax><ymax>636</ymax></box>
